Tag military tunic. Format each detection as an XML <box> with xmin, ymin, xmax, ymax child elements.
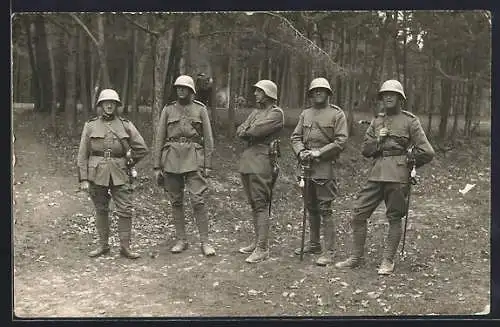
<box><xmin>78</xmin><ymin>116</ymin><xmax>149</xmax><ymax>187</ymax></box>
<box><xmin>291</xmin><ymin>104</ymin><xmax>348</xmax><ymax>211</ymax></box>
<box><xmin>153</xmin><ymin>99</ymin><xmax>214</xmax><ymax>206</ymax></box>
<box><xmin>77</xmin><ymin>115</ymin><xmax>148</xmax><ymax>225</ymax></box>
<box><xmin>353</xmin><ymin>110</ymin><xmax>435</xmax><ymax>223</ymax></box>
<box><xmin>237</xmin><ymin>105</ymin><xmax>284</xmax><ymax>212</ymax></box>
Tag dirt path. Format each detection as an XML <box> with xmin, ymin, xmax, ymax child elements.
<box><xmin>13</xmin><ymin>112</ymin><xmax>491</xmax><ymax>317</ymax></box>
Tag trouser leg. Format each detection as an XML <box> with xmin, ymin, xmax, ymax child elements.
<box><xmin>187</xmin><ymin>171</ymin><xmax>215</xmax><ymax>256</ymax></box>
<box><xmin>164</xmin><ymin>173</ymin><xmax>189</xmax><ymax>253</ymax></box>
<box><xmin>112</xmin><ymin>184</ymin><xmax>140</xmax><ymax>259</ymax></box>
<box><xmin>88</xmin><ymin>183</ymin><xmax>111</xmax><ymax>257</ymax></box>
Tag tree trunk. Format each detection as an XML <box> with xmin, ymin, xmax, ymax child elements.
<box><xmin>463</xmin><ymin>81</ymin><xmax>474</xmax><ymax>137</ymax></box>
<box><xmin>438</xmin><ymin>60</ymin><xmax>452</xmax><ymax>139</ymax></box>
<box><xmin>239</xmin><ymin>65</ymin><xmax>245</xmax><ymax>98</ymax></box>
<box><xmin>24</xmin><ymin>17</ymin><xmax>42</xmax><ymax>110</ymax></box>
<box><xmin>13</xmin><ymin>46</ymin><xmax>21</xmax><ymax>102</ymax></box>
<box><xmin>164</xmin><ymin>19</ymin><xmax>184</xmax><ymax>105</ymax></box>
<box><xmin>244</xmin><ymin>66</ymin><xmax>249</xmax><ymax>100</ymax></box>
<box><xmin>45</xmin><ymin>21</ymin><xmax>58</xmax><ymax>136</ymax></box>
<box><xmin>121</xmin><ymin>55</ymin><xmax>130</xmax><ymax>114</ymax></box>
<box><xmin>257</xmin><ymin>60</ymin><xmax>262</xmax><ymax>81</ymax></box>
<box><xmin>58</xmin><ymin>46</ymin><xmax>67</xmax><ymax>113</ymax></box>
<box><xmin>96</xmin><ymin>15</ymin><xmax>111</xmax><ymax>88</ymax></box>
<box><xmin>347</xmin><ymin>28</ymin><xmax>358</xmax><ymax>135</ymax></box>
<box><xmin>152</xmin><ymin>30</ymin><xmax>173</xmax><ymax>137</ymax></box>
<box><xmin>210</xmin><ymin>75</ymin><xmax>218</xmax><ymax>134</ymax></box>
<box><xmin>280</xmin><ymin>55</ymin><xmax>288</xmax><ymax>108</ymax></box>
<box><xmin>227</xmin><ymin>35</ymin><xmax>236</xmax><ymax>139</ymax></box>
<box><xmin>64</xmin><ymin>26</ymin><xmax>78</xmax><ymax>135</ymax></box>
<box><xmin>427</xmin><ymin>52</ymin><xmax>435</xmax><ymax>136</ymax></box>
<box><xmin>450</xmin><ymin>81</ymin><xmax>458</xmax><ymax>138</ymax></box>
<box><xmin>267</xmin><ymin>57</ymin><xmax>272</xmax><ymax>80</ymax></box>
<box><xmin>392</xmin><ymin>11</ymin><xmax>399</xmax><ymax>79</ymax></box>
<box><xmin>336</xmin><ymin>24</ymin><xmax>344</xmax><ymax>107</ymax></box>
<box><xmin>34</xmin><ymin>15</ymin><xmax>51</xmax><ymax>112</ymax></box>
<box><xmin>132</xmin><ymin>32</ymin><xmax>150</xmax><ymax>116</ymax></box>
<box><xmin>78</xmin><ymin>29</ymin><xmax>90</xmax><ymax>122</ymax></box>
<box><xmin>402</xmin><ymin>11</ymin><xmax>408</xmax><ymax>96</ymax></box>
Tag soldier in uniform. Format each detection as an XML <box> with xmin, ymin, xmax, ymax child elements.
<box><xmin>153</xmin><ymin>75</ymin><xmax>216</xmax><ymax>257</ymax></box>
<box><xmin>237</xmin><ymin>80</ymin><xmax>284</xmax><ymax>263</ymax></box>
<box><xmin>77</xmin><ymin>89</ymin><xmax>149</xmax><ymax>259</ymax></box>
<box><xmin>291</xmin><ymin>77</ymin><xmax>348</xmax><ymax>266</ymax></box>
<box><xmin>335</xmin><ymin>79</ymin><xmax>435</xmax><ymax>274</ymax></box>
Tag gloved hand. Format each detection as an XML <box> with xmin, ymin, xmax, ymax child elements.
<box><xmin>310</xmin><ymin>150</ymin><xmax>321</xmax><ymax>159</ymax></box>
<box><xmin>203</xmin><ymin>168</ymin><xmax>212</xmax><ymax>178</ymax></box>
<box><xmin>79</xmin><ymin>180</ymin><xmax>90</xmax><ymax>192</ymax></box>
<box><xmin>299</xmin><ymin>150</ymin><xmax>312</xmax><ymax>162</ymax></box>
<box><xmin>378</xmin><ymin>127</ymin><xmax>389</xmax><ymax>138</ymax></box>
<box><xmin>154</xmin><ymin>169</ymin><xmax>164</xmax><ymax>186</ymax></box>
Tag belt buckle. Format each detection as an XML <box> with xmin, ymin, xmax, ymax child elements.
<box><xmin>103</xmin><ymin>149</ymin><xmax>112</xmax><ymax>159</ymax></box>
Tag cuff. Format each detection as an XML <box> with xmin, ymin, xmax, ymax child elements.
<box><xmin>78</xmin><ymin>169</ymin><xmax>88</xmax><ymax>182</ymax></box>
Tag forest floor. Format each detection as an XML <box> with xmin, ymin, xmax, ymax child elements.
<box><xmin>13</xmin><ymin>109</ymin><xmax>491</xmax><ymax>318</ymax></box>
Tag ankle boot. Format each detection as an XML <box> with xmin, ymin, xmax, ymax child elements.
<box><xmin>89</xmin><ymin>210</ymin><xmax>110</xmax><ymax>257</ymax></box>
<box><xmin>378</xmin><ymin>219</ymin><xmax>402</xmax><ymax>275</ymax></box>
<box><xmin>240</xmin><ymin>212</ymin><xmax>258</xmax><ymax>254</ymax></box>
<box><xmin>294</xmin><ymin>212</ymin><xmax>321</xmax><ymax>255</ymax></box>
<box><xmin>171</xmin><ymin>205</ymin><xmax>188</xmax><ymax>253</ymax></box>
<box><xmin>245</xmin><ymin>211</ymin><xmax>270</xmax><ymax>263</ymax></box>
<box><xmin>193</xmin><ymin>204</ymin><xmax>215</xmax><ymax>256</ymax></box>
<box><xmin>118</xmin><ymin>217</ymin><xmax>140</xmax><ymax>259</ymax></box>
<box><xmin>335</xmin><ymin>220</ymin><xmax>367</xmax><ymax>269</ymax></box>
<box><xmin>316</xmin><ymin>214</ymin><xmax>335</xmax><ymax>266</ymax></box>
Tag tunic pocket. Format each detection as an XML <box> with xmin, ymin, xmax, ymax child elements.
<box><xmin>87</xmin><ymin>160</ymin><xmax>99</xmax><ymax>181</ymax></box>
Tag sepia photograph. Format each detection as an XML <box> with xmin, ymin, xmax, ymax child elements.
<box><xmin>11</xmin><ymin>10</ymin><xmax>491</xmax><ymax>317</ymax></box>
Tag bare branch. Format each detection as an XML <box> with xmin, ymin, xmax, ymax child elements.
<box><xmin>259</xmin><ymin>11</ymin><xmax>358</xmax><ymax>77</ymax></box>
<box><xmin>45</xmin><ymin>16</ymin><xmax>74</xmax><ymax>37</ymax></box>
<box><xmin>69</xmin><ymin>13</ymin><xmax>99</xmax><ymax>48</ymax></box>
<box><xmin>198</xmin><ymin>29</ymin><xmax>255</xmax><ymax>38</ymax></box>
<box><xmin>121</xmin><ymin>13</ymin><xmax>159</xmax><ymax>37</ymax></box>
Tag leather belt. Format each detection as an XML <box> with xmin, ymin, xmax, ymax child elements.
<box><xmin>380</xmin><ymin>149</ymin><xmax>405</xmax><ymax>157</ymax></box>
<box><xmin>91</xmin><ymin>150</ymin><xmax>124</xmax><ymax>159</ymax></box>
<box><xmin>167</xmin><ymin>136</ymin><xmax>201</xmax><ymax>144</ymax></box>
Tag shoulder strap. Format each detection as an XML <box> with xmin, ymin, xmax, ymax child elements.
<box><xmin>193</xmin><ymin>99</ymin><xmax>206</xmax><ymax>107</ymax></box>
<box><xmin>103</xmin><ymin>121</ymin><xmax>130</xmax><ymax>152</ymax></box>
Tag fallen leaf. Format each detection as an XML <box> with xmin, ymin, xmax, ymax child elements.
<box><xmin>459</xmin><ymin>183</ymin><xmax>476</xmax><ymax>195</ymax></box>
<box><xmin>248</xmin><ymin>289</ymin><xmax>259</xmax><ymax>296</ymax></box>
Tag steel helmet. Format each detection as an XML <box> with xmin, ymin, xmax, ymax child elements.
<box><xmin>308</xmin><ymin>77</ymin><xmax>333</xmax><ymax>95</ymax></box>
<box><xmin>174</xmin><ymin>75</ymin><xmax>196</xmax><ymax>94</ymax></box>
<box><xmin>96</xmin><ymin>89</ymin><xmax>121</xmax><ymax>105</ymax></box>
<box><xmin>253</xmin><ymin>80</ymin><xmax>278</xmax><ymax>100</ymax></box>
<box><xmin>378</xmin><ymin>79</ymin><xmax>406</xmax><ymax>100</ymax></box>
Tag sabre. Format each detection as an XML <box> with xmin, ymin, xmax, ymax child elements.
<box><xmin>401</xmin><ymin>146</ymin><xmax>418</xmax><ymax>257</ymax></box>
<box><xmin>298</xmin><ymin>158</ymin><xmax>311</xmax><ymax>261</ymax></box>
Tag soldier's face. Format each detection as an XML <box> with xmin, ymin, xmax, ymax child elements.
<box><xmin>311</xmin><ymin>88</ymin><xmax>329</xmax><ymax>104</ymax></box>
<box><xmin>101</xmin><ymin>100</ymin><xmax>117</xmax><ymax>115</ymax></box>
<box><xmin>382</xmin><ymin>92</ymin><xmax>399</xmax><ymax>110</ymax></box>
<box><xmin>176</xmin><ymin>86</ymin><xmax>190</xmax><ymax>100</ymax></box>
<box><xmin>254</xmin><ymin>88</ymin><xmax>266</xmax><ymax>104</ymax></box>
